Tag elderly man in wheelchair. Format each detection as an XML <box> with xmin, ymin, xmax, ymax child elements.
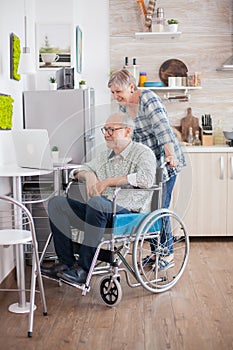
<box><xmin>41</xmin><ymin>112</ymin><xmax>189</xmax><ymax>303</ymax></box>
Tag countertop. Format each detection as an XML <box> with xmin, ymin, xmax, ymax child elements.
<box><xmin>181</xmin><ymin>146</ymin><xmax>233</xmax><ymax>153</ymax></box>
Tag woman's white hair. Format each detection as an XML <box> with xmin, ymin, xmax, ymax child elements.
<box><xmin>108</xmin><ymin>69</ymin><xmax>137</xmax><ymax>89</ymax></box>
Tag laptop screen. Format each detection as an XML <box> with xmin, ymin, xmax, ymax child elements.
<box><xmin>12</xmin><ymin>129</ymin><xmax>53</xmax><ymax>170</ymax></box>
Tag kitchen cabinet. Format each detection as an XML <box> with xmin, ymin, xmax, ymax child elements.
<box><xmin>173</xmin><ymin>149</ymin><xmax>233</xmax><ymax>236</ymax></box>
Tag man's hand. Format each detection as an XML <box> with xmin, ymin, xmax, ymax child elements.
<box><xmin>95</xmin><ymin>179</ymin><xmax>110</xmax><ymax>195</ymax></box>
<box><xmin>76</xmin><ymin>171</ymin><xmax>99</xmax><ymax>198</ymax></box>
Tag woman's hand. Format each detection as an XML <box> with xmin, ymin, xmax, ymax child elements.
<box><xmin>164</xmin><ymin>143</ymin><xmax>178</xmax><ymax>167</ymax></box>
<box><xmin>165</xmin><ymin>155</ymin><xmax>178</xmax><ymax>167</ymax></box>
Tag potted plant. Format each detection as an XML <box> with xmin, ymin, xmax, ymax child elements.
<box><xmin>51</xmin><ymin>146</ymin><xmax>59</xmax><ymax>162</ymax></box>
<box><xmin>79</xmin><ymin>80</ymin><xmax>87</xmax><ymax>89</ymax></box>
<box><xmin>167</xmin><ymin>19</ymin><xmax>179</xmax><ymax>32</ymax></box>
<box><xmin>49</xmin><ymin>76</ymin><xmax>57</xmax><ymax>90</ymax></box>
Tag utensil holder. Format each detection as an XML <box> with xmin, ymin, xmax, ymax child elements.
<box><xmin>201</xmin><ymin>129</ymin><xmax>213</xmax><ymax>146</ymax></box>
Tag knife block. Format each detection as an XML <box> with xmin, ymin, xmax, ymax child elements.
<box><xmin>201</xmin><ymin>129</ymin><xmax>214</xmax><ymax>146</ymax></box>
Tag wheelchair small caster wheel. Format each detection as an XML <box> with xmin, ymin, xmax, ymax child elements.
<box><xmin>98</xmin><ymin>275</ymin><xmax>122</xmax><ymax>307</ymax></box>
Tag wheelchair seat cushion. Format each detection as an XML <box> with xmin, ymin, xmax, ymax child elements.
<box><xmin>113</xmin><ymin>213</ymin><xmax>161</xmax><ymax>236</ymax></box>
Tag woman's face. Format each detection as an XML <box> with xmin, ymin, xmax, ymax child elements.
<box><xmin>110</xmin><ymin>84</ymin><xmax>133</xmax><ymax>106</ymax></box>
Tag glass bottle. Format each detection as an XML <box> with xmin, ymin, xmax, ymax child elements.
<box><xmin>187</xmin><ymin>127</ymin><xmax>194</xmax><ymax>144</ymax></box>
<box><xmin>123</xmin><ymin>57</ymin><xmax>128</xmax><ymax>69</ymax></box>
<box><xmin>193</xmin><ymin>130</ymin><xmax>201</xmax><ymax>146</ymax></box>
<box><xmin>214</xmin><ymin>119</ymin><xmax>224</xmax><ymax>145</ymax></box>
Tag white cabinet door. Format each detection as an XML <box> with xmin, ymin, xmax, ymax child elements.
<box><xmin>227</xmin><ymin>154</ymin><xmax>233</xmax><ymax>236</ymax></box>
<box><xmin>173</xmin><ymin>152</ymin><xmax>228</xmax><ymax>236</ymax></box>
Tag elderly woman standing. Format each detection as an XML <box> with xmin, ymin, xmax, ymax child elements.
<box><xmin>108</xmin><ymin>69</ymin><xmax>186</xmax><ymax>270</ymax></box>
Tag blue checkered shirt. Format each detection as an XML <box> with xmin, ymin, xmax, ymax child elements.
<box><xmin>120</xmin><ymin>89</ymin><xmax>186</xmax><ymax>182</ymax></box>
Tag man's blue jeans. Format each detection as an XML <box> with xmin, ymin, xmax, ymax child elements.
<box><xmin>48</xmin><ymin>195</ymin><xmax>131</xmax><ymax>271</ymax></box>
<box><xmin>150</xmin><ymin>175</ymin><xmax>177</xmax><ymax>255</ymax></box>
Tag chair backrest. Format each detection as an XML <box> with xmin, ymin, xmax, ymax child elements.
<box><xmin>0</xmin><ymin>195</ymin><xmax>35</xmax><ymax>233</ymax></box>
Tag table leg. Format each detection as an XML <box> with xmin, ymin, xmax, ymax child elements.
<box><xmin>8</xmin><ymin>176</ymin><xmax>36</xmax><ymax>314</ymax></box>
<box><xmin>53</xmin><ymin>168</ymin><xmax>62</xmax><ymax>195</ymax></box>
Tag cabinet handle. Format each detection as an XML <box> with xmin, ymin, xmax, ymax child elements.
<box><xmin>230</xmin><ymin>156</ymin><xmax>233</xmax><ymax>180</ymax></box>
<box><xmin>220</xmin><ymin>156</ymin><xmax>224</xmax><ymax>180</ymax></box>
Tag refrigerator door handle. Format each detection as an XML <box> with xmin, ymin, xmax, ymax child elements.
<box><xmin>84</xmin><ymin>88</ymin><xmax>95</xmax><ymax>139</ymax></box>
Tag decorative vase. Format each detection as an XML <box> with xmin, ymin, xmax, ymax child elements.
<box><xmin>52</xmin><ymin>151</ymin><xmax>59</xmax><ymax>162</ymax></box>
<box><xmin>168</xmin><ymin>24</ymin><xmax>178</xmax><ymax>32</ymax></box>
<box><xmin>49</xmin><ymin>83</ymin><xmax>57</xmax><ymax>90</ymax></box>
<box><xmin>79</xmin><ymin>84</ymin><xmax>87</xmax><ymax>89</ymax></box>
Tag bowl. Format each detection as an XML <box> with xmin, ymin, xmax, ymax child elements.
<box><xmin>223</xmin><ymin>131</ymin><xmax>233</xmax><ymax>140</ymax></box>
<box><xmin>143</xmin><ymin>82</ymin><xmax>165</xmax><ymax>87</ymax></box>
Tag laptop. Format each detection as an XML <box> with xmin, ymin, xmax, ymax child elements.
<box><xmin>12</xmin><ymin>129</ymin><xmax>53</xmax><ymax>170</ymax></box>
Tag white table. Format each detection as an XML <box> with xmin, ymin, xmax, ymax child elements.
<box><xmin>0</xmin><ymin>164</ymin><xmax>52</xmax><ymax>313</ymax></box>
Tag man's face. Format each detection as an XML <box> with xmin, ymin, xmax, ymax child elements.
<box><xmin>102</xmin><ymin>122</ymin><xmax>130</xmax><ymax>150</ymax></box>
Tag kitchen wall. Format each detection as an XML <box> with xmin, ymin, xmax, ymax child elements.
<box><xmin>0</xmin><ymin>0</ymin><xmax>110</xmax><ymax>283</ymax></box>
<box><xmin>34</xmin><ymin>0</ymin><xmax>110</xmax><ymax>107</ymax></box>
<box><xmin>109</xmin><ymin>0</ymin><xmax>233</xmax><ymax>130</ymax></box>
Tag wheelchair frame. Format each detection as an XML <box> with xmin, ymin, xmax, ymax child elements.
<box><xmin>41</xmin><ymin>171</ymin><xmax>190</xmax><ymax>307</ymax></box>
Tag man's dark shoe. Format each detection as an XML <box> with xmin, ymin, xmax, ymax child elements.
<box><xmin>57</xmin><ymin>266</ymin><xmax>87</xmax><ymax>284</ymax></box>
<box><xmin>41</xmin><ymin>262</ymin><xmax>69</xmax><ymax>279</ymax></box>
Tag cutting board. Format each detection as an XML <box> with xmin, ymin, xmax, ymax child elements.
<box><xmin>159</xmin><ymin>59</ymin><xmax>188</xmax><ymax>86</ymax></box>
<box><xmin>181</xmin><ymin>108</ymin><xmax>199</xmax><ymax>142</ymax></box>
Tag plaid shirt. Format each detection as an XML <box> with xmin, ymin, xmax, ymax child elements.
<box><xmin>121</xmin><ymin>89</ymin><xmax>186</xmax><ymax>182</ymax></box>
<box><xmin>71</xmin><ymin>141</ymin><xmax>156</xmax><ymax>212</ymax></box>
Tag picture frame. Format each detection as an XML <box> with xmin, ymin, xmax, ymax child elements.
<box><xmin>10</xmin><ymin>33</ymin><xmax>21</xmax><ymax>81</ymax></box>
<box><xmin>36</xmin><ymin>23</ymin><xmax>72</xmax><ymax>69</ymax></box>
<box><xmin>76</xmin><ymin>26</ymin><xmax>82</xmax><ymax>73</ymax></box>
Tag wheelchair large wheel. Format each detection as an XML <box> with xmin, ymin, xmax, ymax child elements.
<box><xmin>98</xmin><ymin>275</ymin><xmax>122</xmax><ymax>307</ymax></box>
<box><xmin>132</xmin><ymin>209</ymin><xmax>189</xmax><ymax>293</ymax></box>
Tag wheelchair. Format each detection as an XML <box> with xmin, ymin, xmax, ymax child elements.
<box><xmin>41</xmin><ymin>166</ymin><xmax>189</xmax><ymax>307</ymax></box>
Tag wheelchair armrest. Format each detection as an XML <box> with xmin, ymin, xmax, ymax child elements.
<box><xmin>65</xmin><ymin>179</ymin><xmax>86</xmax><ymax>198</ymax></box>
<box><xmin>112</xmin><ymin>184</ymin><xmax>161</xmax><ymax>215</ymax></box>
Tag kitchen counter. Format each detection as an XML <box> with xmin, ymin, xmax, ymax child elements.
<box><xmin>181</xmin><ymin>145</ymin><xmax>233</xmax><ymax>153</ymax></box>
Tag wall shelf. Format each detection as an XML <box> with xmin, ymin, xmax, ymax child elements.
<box><xmin>135</xmin><ymin>32</ymin><xmax>182</xmax><ymax>40</ymax></box>
<box><xmin>138</xmin><ymin>86</ymin><xmax>202</xmax><ymax>102</ymax></box>
<box><xmin>138</xmin><ymin>86</ymin><xmax>202</xmax><ymax>92</ymax></box>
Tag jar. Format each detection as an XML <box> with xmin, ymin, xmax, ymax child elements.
<box><xmin>214</xmin><ymin>119</ymin><xmax>224</xmax><ymax>145</ymax></box>
<box><xmin>194</xmin><ymin>72</ymin><xmax>201</xmax><ymax>86</ymax></box>
<box><xmin>157</xmin><ymin>7</ymin><xmax>165</xmax><ymax>18</ymax></box>
<box><xmin>187</xmin><ymin>72</ymin><xmax>195</xmax><ymax>87</ymax></box>
<box><xmin>139</xmin><ymin>72</ymin><xmax>147</xmax><ymax>87</ymax></box>
<box><xmin>151</xmin><ymin>17</ymin><xmax>165</xmax><ymax>32</ymax></box>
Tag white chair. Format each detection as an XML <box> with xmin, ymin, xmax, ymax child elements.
<box><xmin>0</xmin><ymin>195</ymin><xmax>47</xmax><ymax>337</ymax></box>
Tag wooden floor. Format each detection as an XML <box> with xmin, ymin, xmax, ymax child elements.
<box><xmin>1</xmin><ymin>238</ymin><xmax>233</xmax><ymax>350</ymax></box>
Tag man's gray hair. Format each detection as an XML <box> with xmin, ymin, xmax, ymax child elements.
<box><xmin>121</xmin><ymin>114</ymin><xmax>135</xmax><ymax>132</ymax></box>
<box><xmin>110</xmin><ymin>112</ymin><xmax>135</xmax><ymax>135</ymax></box>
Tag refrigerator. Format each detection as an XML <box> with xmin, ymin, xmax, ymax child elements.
<box><xmin>23</xmin><ymin>88</ymin><xmax>95</xmax><ymax>164</ymax></box>
<box><xmin>22</xmin><ymin>88</ymin><xmax>95</xmax><ymax>259</ymax></box>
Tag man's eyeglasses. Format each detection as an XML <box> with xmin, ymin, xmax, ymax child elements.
<box><xmin>101</xmin><ymin>127</ymin><xmax>125</xmax><ymax>136</ymax></box>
